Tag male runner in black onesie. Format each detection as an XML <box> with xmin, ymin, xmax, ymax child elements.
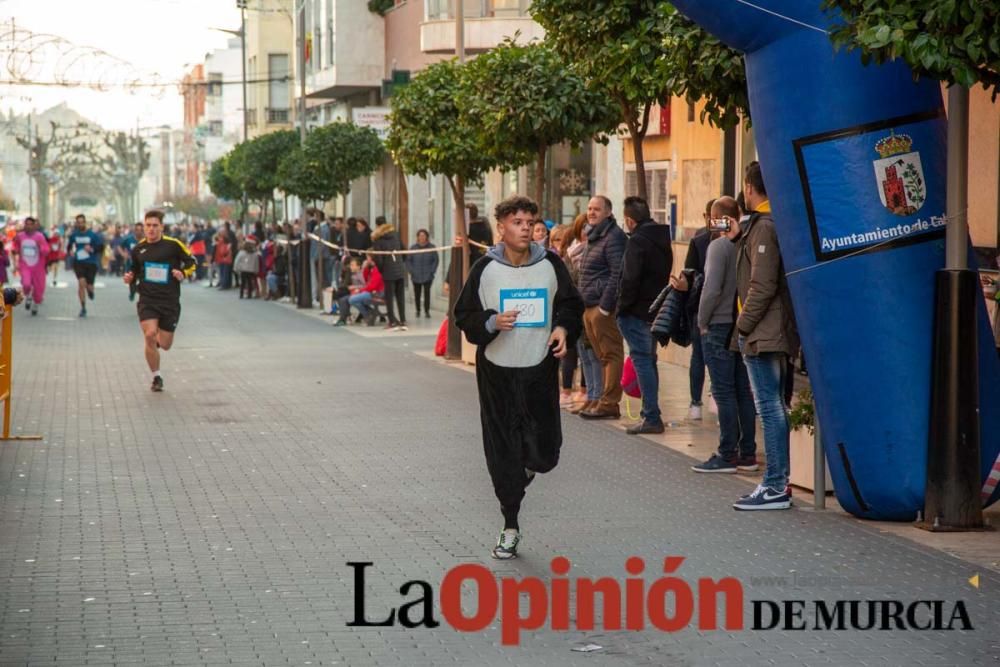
<box><xmin>123</xmin><ymin>210</ymin><xmax>196</xmax><ymax>392</ymax></box>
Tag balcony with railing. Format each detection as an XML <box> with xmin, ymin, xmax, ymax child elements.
<box><xmin>245</xmin><ymin>108</ymin><xmax>257</xmax><ymax>127</ymax></box>
<box><xmin>421</xmin><ymin>0</ymin><xmax>543</xmax><ymax>54</ymax></box>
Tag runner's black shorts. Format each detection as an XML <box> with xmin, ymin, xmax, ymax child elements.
<box><xmin>73</xmin><ymin>262</ymin><xmax>98</xmax><ymax>286</ymax></box>
<box><xmin>137</xmin><ymin>299</ymin><xmax>181</xmax><ymax>333</ymax></box>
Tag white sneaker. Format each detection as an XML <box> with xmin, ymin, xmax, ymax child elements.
<box><xmin>688</xmin><ymin>404</ymin><xmax>703</xmax><ymax>421</ymax></box>
<box><xmin>491</xmin><ymin>529</ymin><xmax>521</xmax><ymax>559</ymax></box>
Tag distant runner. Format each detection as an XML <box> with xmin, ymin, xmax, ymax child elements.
<box><xmin>12</xmin><ymin>217</ymin><xmax>50</xmax><ymax>316</ymax></box>
<box><xmin>65</xmin><ymin>214</ymin><xmax>104</xmax><ymax>317</ymax></box>
<box><xmin>123</xmin><ymin>210</ymin><xmax>196</xmax><ymax>392</ymax></box>
<box><xmin>121</xmin><ymin>222</ymin><xmax>144</xmax><ymax>302</ymax></box>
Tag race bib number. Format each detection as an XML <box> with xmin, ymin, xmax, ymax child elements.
<box><xmin>75</xmin><ymin>237</ymin><xmax>91</xmax><ymax>261</ymax></box>
<box><xmin>144</xmin><ymin>262</ymin><xmax>170</xmax><ymax>284</ymax></box>
<box><xmin>21</xmin><ymin>243</ymin><xmax>38</xmax><ymax>263</ymax></box>
<box><xmin>499</xmin><ymin>288</ymin><xmax>549</xmax><ymax>328</ymax></box>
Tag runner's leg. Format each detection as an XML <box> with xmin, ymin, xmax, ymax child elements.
<box><xmin>157</xmin><ymin>329</ymin><xmax>175</xmax><ymax>351</ymax></box>
<box><xmin>140</xmin><ymin>319</ymin><xmax>161</xmax><ymax>372</ymax></box>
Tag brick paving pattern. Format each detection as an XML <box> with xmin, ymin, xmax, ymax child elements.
<box><xmin>0</xmin><ymin>283</ymin><xmax>997</xmax><ymax>665</ymax></box>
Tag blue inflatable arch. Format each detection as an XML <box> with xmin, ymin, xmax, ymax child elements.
<box><xmin>670</xmin><ymin>0</ymin><xmax>1000</xmax><ymax>520</ymax></box>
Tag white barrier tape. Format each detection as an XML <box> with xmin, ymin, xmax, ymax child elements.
<box><xmin>305</xmin><ymin>232</ymin><xmax>492</xmax><ymax>256</ymax></box>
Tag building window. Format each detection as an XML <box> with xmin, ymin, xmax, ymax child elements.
<box><xmin>268</xmin><ymin>53</ymin><xmax>290</xmax><ymax>119</ymax></box>
<box><xmin>209</xmin><ymin>120</ymin><xmax>223</xmax><ymax>136</ymax></box>
<box><xmin>625</xmin><ymin>161</ymin><xmax>671</xmax><ymax>225</ymax></box>
<box><xmin>687</xmin><ymin>100</ymin><xmax>695</xmax><ymax>122</ymax></box>
<box><xmin>328</xmin><ymin>18</ymin><xmax>334</xmax><ymax>65</ymax></box>
<box><xmin>207</xmin><ymin>72</ymin><xmax>223</xmax><ymax>97</ymax></box>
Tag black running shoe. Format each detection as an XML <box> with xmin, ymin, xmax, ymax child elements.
<box><xmin>151</xmin><ymin>376</ymin><xmax>163</xmax><ymax>392</ymax></box>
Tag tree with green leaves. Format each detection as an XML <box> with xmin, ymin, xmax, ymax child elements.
<box><xmin>824</xmin><ymin>1</ymin><xmax>1000</xmax><ymax>93</ymax></box>
<box><xmin>460</xmin><ymin>39</ymin><xmax>619</xmax><ymax>213</ymax></box>
<box><xmin>387</xmin><ymin>58</ymin><xmax>498</xmax><ymax>279</ymax></box>
<box><xmin>531</xmin><ymin>0</ymin><xmax>748</xmax><ymax>200</ymax></box>
<box><xmin>277</xmin><ymin>121</ymin><xmax>386</xmax><ymax>204</ymax></box>
<box><xmin>225</xmin><ymin>129</ymin><xmax>299</xmax><ymax>222</ymax></box>
<box><xmin>207</xmin><ymin>157</ymin><xmax>242</xmax><ymax>202</ymax></box>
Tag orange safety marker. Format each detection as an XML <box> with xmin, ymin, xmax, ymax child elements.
<box><xmin>0</xmin><ymin>304</ymin><xmax>42</xmax><ymax>441</ymax></box>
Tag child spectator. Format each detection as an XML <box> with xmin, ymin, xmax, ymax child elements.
<box><xmin>234</xmin><ymin>240</ymin><xmax>260</xmax><ymax>299</ymax></box>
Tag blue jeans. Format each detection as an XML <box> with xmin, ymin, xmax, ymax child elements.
<box><xmin>689</xmin><ymin>325</ymin><xmax>705</xmax><ymax>406</ymax></box>
<box><xmin>703</xmin><ymin>324</ymin><xmax>756</xmax><ymax>460</ymax></box>
<box><xmin>577</xmin><ymin>339</ymin><xmax>602</xmax><ymax>401</ymax></box>
<box><xmin>617</xmin><ymin>314</ymin><xmax>662</xmax><ymax>424</ymax></box>
<box><xmin>739</xmin><ymin>338</ymin><xmax>790</xmax><ymax>490</ymax></box>
<box><xmin>348</xmin><ymin>291</ymin><xmax>373</xmax><ymax>318</ymax></box>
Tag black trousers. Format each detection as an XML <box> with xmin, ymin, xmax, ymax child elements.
<box><xmin>413</xmin><ymin>280</ymin><xmax>432</xmax><ymax>314</ymax></box>
<box><xmin>383</xmin><ymin>277</ymin><xmax>406</xmax><ymax>325</ymax></box>
<box><xmin>239</xmin><ymin>271</ymin><xmax>256</xmax><ymax>298</ymax></box>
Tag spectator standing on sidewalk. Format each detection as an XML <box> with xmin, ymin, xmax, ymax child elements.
<box><xmin>578</xmin><ymin>196</ymin><xmax>626</xmax><ymax>420</ymax></box>
<box><xmin>683</xmin><ymin>199</ymin><xmax>714</xmax><ymax>420</ymax></box>
<box><xmin>616</xmin><ymin>196</ymin><xmax>671</xmax><ymax>434</ymax></box>
<box><xmin>346</xmin><ymin>217</ymin><xmax>372</xmax><ymax>259</ymax></box>
<box><xmin>532</xmin><ymin>220</ymin><xmax>550</xmax><ymax>249</ymax></box>
<box><xmin>234</xmin><ymin>240</ymin><xmax>260</xmax><ymax>299</ymax></box>
<box><xmin>565</xmin><ymin>214</ymin><xmax>599</xmax><ymax>412</ymax></box>
<box><xmin>330</xmin><ymin>217</ymin><xmax>346</xmax><ymax>289</ymax></box>
<box><xmin>213</xmin><ymin>232</ymin><xmax>233</xmax><ymax>290</ymax></box>
<box><xmin>405</xmin><ymin>229</ymin><xmax>438</xmax><ymax>319</ymax></box>
<box><xmin>690</xmin><ymin>196</ymin><xmax>759</xmax><ymax>474</ymax></box>
<box><xmin>731</xmin><ymin>162</ymin><xmax>799</xmax><ymax>511</ymax></box>
<box><xmin>371</xmin><ymin>216</ymin><xmax>407</xmax><ymax>331</ymax></box>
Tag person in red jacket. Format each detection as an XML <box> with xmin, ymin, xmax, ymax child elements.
<box><xmin>46</xmin><ymin>226</ymin><xmax>65</xmax><ymax>287</ymax></box>
<box><xmin>334</xmin><ymin>257</ymin><xmax>382</xmax><ymax>326</ymax></box>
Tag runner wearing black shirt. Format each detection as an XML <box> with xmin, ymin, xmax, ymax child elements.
<box><xmin>123</xmin><ymin>210</ymin><xmax>196</xmax><ymax>392</ymax></box>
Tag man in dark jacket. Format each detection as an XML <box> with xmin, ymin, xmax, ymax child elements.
<box><xmin>616</xmin><ymin>196</ymin><xmax>672</xmax><ymax>434</ymax></box>
<box><xmin>371</xmin><ymin>216</ymin><xmax>407</xmax><ymax>330</ymax></box>
<box><xmin>731</xmin><ymin>161</ymin><xmax>799</xmax><ymax>511</ymax></box>
<box><xmin>578</xmin><ymin>195</ymin><xmax>627</xmax><ymax>420</ymax></box>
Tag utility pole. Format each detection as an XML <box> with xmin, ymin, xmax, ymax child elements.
<box><xmin>296</xmin><ymin>0</ymin><xmax>311</xmax><ymax>308</ymax></box>
<box><xmin>26</xmin><ymin>114</ymin><xmax>33</xmax><ymax>216</ymax></box>
<box><xmin>237</xmin><ymin>0</ymin><xmax>249</xmax><ymax>225</ymax></box>
<box><xmin>923</xmin><ymin>84</ymin><xmax>984</xmax><ymax>532</ymax></box>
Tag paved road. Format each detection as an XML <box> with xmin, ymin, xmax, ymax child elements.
<box><xmin>0</xmin><ymin>282</ymin><xmax>997</xmax><ymax>666</ymax></box>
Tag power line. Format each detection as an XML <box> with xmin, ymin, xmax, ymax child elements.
<box><xmin>0</xmin><ymin>75</ymin><xmax>293</xmax><ymax>89</ymax></box>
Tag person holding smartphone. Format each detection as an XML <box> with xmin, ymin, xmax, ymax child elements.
<box><xmin>690</xmin><ymin>196</ymin><xmax>760</xmax><ymax>474</ymax></box>
<box><xmin>454</xmin><ymin>195</ymin><xmax>583</xmax><ymax>560</ymax></box>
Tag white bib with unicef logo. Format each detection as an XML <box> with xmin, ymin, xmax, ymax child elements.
<box><xmin>477</xmin><ymin>258</ymin><xmax>558</xmax><ymax>368</ymax></box>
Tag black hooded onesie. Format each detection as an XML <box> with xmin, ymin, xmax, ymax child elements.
<box><xmin>454</xmin><ymin>242</ymin><xmax>584</xmax><ymax>526</ymax></box>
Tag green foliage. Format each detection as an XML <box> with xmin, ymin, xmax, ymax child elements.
<box><xmin>225</xmin><ymin>130</ymin><xmax>299</xmax><ymax>202</ymax></box>
<box><xmin>530</xmin><ymin>0</ymin><xmax>748</xmax><ymax>130</ymax></box>
<box><xmin>459</xmin><ymin>39</ymin><xmax>619</xmax><ymax>170</ymax></box>
<box><xmin>173</xmin><ymin>194</ymin><xmax>220</xmax><ymax>221</ymax></box>
<box><xmin>657</xmin><ymin>3</ymin><xmax>749</xmax><ymax>129</ymax></box>
<box><xmin>789</xmin><ymin>387</ymin><xmax>816</xmax><ymax>435</ymax></box>
<box><xmin>207</xmin><ymin>157</ymin><xmax>242</xmax><ymax>202</ymax></box>
<box><xmin>386</xmin><ymin>59</ymin><xmax>497</xmax><ymax>188</ymax></box>
<box><xmin>825</xmin><ymin>0</ymin><xmax>1000</xmax><ymax>94</ymax></box>
<box><xmin>277</xmin><ymin>121</ymin><xmax>386</xmax><ymax>202</ymax></box>
<box><xmin>367</xmin><ymin>0</ymin><xmax>394</xmax><ymax>15</ymax></box>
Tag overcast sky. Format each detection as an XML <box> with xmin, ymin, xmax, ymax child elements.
<box><xmin>2</xmin><ymin>0</ymin><xmax>242</xmax><ymax>130</ymax></box>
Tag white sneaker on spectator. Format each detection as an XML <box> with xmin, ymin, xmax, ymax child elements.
<box><xmin>688</xmin><ymin>404</ymin><xmax>703</xmax><ymax>421</ymax></box>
